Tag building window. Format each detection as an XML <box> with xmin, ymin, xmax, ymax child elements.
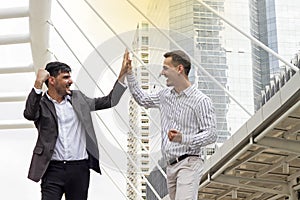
<box><xmin>141</xmin><ymin>72</ymin><xmax>149</xmax><ymax>76</ymax></box>
<box><xmin>142</xmin><ymin>36</ymin><xmax>149</xmax><ymax>45</ymax></box>
<box><xmin>141</xmin><ymin>119</ymin><xmax>149</xmax><ymax>123</ymax></box>
<box><xmin>141</xmin><ymin>53</ymin><xmax>149</xmax><ymax>60</ymax></box>
<box><xmin>141</xmin><ymin>23</ymin><xmax>148</xmax><ymax>30</ymax></box>
<box><xmin>141</xmin><ymin>85</ymin><xmax>149</xmax><ymax>90</ymax></box>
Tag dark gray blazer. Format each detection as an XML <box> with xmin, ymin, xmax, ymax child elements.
<box><xmin>24</xmin><ymin>81</ymin><xmax>126</xmax><ymax>182</ymax></box>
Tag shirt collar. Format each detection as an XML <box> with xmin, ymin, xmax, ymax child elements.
<box><xmin>45</xmin><ymin>91</ymin><xmax>71</xmax><ymax>104</ymax></box>
<box><xmin>170</xmin><ymin>84</ymin><xmax>196</xmax><ymax>97</ymax></box>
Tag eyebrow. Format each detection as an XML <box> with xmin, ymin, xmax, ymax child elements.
<box><xmin>62</xmin><ymin>73</ymin><xmax>71</xmax><ymax>78</ymax></box>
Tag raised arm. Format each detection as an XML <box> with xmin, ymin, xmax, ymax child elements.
<box><xmin>121</xmin><ymin>50</ymin><xmax>160</xmax><ymax>109</ymax></box>
<box><xmin>23</xmin><ymin>68</ymin><xmax>50</xmax><ymax>121</ymax></box>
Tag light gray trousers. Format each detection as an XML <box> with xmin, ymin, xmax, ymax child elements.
<box><xmin>166</xmin><ymin>156</ymin><xmax>203</xmax><ymax>200</ymax></box>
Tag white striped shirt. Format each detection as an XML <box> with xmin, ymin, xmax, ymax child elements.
<box><xmin>127</xmin><ymin>73</ymin><xmax>217</xmax><ymax>160</ymax></box>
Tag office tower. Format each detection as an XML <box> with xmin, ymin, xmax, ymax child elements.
<box><xmin>127</xmin><ymin>21</ymin><xmax>168</xmax><ymax>199</ymax></box>
<box><xmin>223</xmin><ymin>0</ymin><xmax>255</xmax><ymax>134</ymax></box>
<box><xmin>126</xmin><ymin>1</ymin><xmax>170</xmax><ymax>199</ymax></box>
<box><xmin>250</xmin><ymin>0</ymin><xmax>300</xmax><ymax>110</ymax></box>
<box><xmin>126</xmin><ymin>21</ymin><xmax>151</xmax><ymax>200</ymax></box>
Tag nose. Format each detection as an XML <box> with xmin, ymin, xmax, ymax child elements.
<box><xmin>160</xmin><ymin>70</ymin><xmax>165</xmax><ymax>77</ymax></box>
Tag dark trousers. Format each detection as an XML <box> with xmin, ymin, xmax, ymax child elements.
<box><xmin>41</xmin><ymin>160</ymin><xmax>90</xmax><ymax>200</ymax></box>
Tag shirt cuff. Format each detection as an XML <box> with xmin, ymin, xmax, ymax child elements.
<box><xmin>33</xmin><ymin>87</ymin><xmax>42</xmax><ymax>94</ymax></box>
<box><xmin>118</xmin><ymin>80</ymin><xmax>127</xmax><ymax>88</ymax></box>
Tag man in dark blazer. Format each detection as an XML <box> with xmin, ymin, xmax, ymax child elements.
<box><xmin>23</xmin><ymin>61</ymin><xmax>127</xmax><ymax>200</ymax></box>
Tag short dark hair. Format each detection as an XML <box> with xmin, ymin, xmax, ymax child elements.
<box><xmin>45</xmin><ymin>61</ymin><xmax>71</xmax><ymax>86</ymax></box>
<box><xmin>163</xmin><ymin>50</ymin><xmax>191</xmax><ymax>75</ymax></box>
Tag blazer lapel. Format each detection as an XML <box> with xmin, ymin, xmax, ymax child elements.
<box><xmin>41</xmin><ymin>95</ymin><xmax>57</xmax><ymax>120</ymax></box>
<box><xmin>71</xmin><ymin>92</ymin><xmax>90</xmax><ymax>126</ymax></box>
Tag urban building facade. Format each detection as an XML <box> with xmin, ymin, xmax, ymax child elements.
<box><xmin>250</xmin><ymin>0</ymin><xmax>300</xmax><ymax>110</ymax></box>
<box><xmin>126</xmin><ymin>1</ymin><xmax>170</xmax><ymax>199</ymax></box>
<box><xmin>126</xmin><ymin>20</ymin><xmax>168</xmax><ymax>199</ymax></box>
<box><xmin>126</xmin><ymin>21</ymin><xmax>151</xmax><ymax>200</ymax></box>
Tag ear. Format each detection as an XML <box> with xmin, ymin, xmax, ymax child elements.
<box><xmin>178</xmin><ymin>65</ymin><xmax>184</xmax><ymax>74</ymax></box>
<box><xmin>48</xmin><ymin>76</ymin><xmax>55</xmax><ymax>85</ymax></box>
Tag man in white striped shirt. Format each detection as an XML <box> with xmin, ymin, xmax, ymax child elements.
<box><xmin>121</xmin><ymin>50</ymin><xmax>217</xmax><ymax>200</ymax></box>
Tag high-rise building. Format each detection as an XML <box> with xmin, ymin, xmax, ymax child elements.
<box><xmin>126</xmin><ymin>22</ymin><xmax>151</xmax><ymax>200</ymax></box>
<box><xmin>250</xmin><ymin>0</ymin><xmax>300</xmax><ymax>110</ymax></box>
<box><xmin>126</xmin><ymin>21</ymin><xmax>168</xmax><ymax>199</ymax></box>
<box><xmin>126</xmin><ymin>1</ymin><xmax>170</xmax><ymax>199</ymax></box>
<box><xmin>223</xmin><ymin>0</ymin><xmax>255</xmax><ymax>134</ymax></box>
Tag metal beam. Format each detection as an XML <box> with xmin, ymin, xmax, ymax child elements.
<box><xmin>0</xmin><ymin>93</ymin><xmax>27</xmax><ymax>102</ymax></box>
<box><xmin>224</xmin><ymin>147</ymin><xmax>265</xmax><ymax>173</ymax></box>
<box><xmin>256</xmin><ymin>154</ymin><xmax>298</xmax><ymax>177</ymax></box>
<box><xmin>211</xmin><ymin>142</ymin><xmax>253</xmax><ymax>179</ymax></box>
<box><xmin>254</xmin><ymin>95</ymin><xmax>300</xmax><ymax>142</ymax></box>
<box><xmin>256</xmin><ymin>136</ymin><xmax>300</xmax><ymax>155</ymax></box>
<box><xmin>215</xmin><ymin>188</ymin><xmax>235</xmax><ymax>200</ymax></box>
<box><xmin>283</xmin><ymin>123</ymin><xmax>300</xmax><ymax>139</ymax></box>
<box><xmin>0</xmin><ymin>7</ymin><xmax>29</xmax><ymax>19</ymax></box>
<box><xmin>29</xmin><ymin>0</ymin><xmax>52</xmax><ymax>73</ymax></box>
<box><xmin>266</xmin><ymin>194</ymin><xmax>289</xmax><ymax>200</ymax></box>
<box><xmin>213</xmin><ymin>175</ymin><xmax>289</xmax><ymax>196</ymax></box>
<box><xmin>244</xmin><ymin>192</ymin><xmax>264</xmax><ymax>200</ymax></box>
<box><xmin>0</xmin><ymin>34</ymin><xmax>30</xmax><ymax>45</ymax></box>
<box><xmin>217</xmin><ymin>174</ymin><xmax>287</xmax><ymax>186</ymax></box>
<box><xmin>0</xmin><ymin>65</ymin><xmax>34</xmax><ymax>74</ymax></box>
<box><xmin>0</xmin><ymin>120</ymin><xmax>34</xmax><ymax>129</ymax></box>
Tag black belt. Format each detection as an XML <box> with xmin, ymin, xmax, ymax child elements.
<box><xmin>50</xmin><ymin>159</ymin><xmax>87</xmax><ymax>165</ymax></box>
<box><xmin>167</xmin><ymin>154</ymin><xmax>198</xmax><ymax>165</ymax></box>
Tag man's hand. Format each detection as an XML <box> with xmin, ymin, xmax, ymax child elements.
<box><xmin>34</xmin><ymin>68</ymin><xmax>50</xmax><ymax>89</ymax></box>
<box><xmin>118</xmin><ymin>49</ymin><xmax>132</xmax><ymax>83</ymax></box>
<box><xmin>168</xmin><ymin>129</ymin><xmax>182</xmax><ymax>143</ymax></box>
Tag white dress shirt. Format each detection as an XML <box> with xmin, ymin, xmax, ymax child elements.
<box><xmin>126</xmin><ymin>73</ymin><xmax>217</xmax><ymax>160</ymax></box>
<box><xmin>34</xmin><ymin>88</ymin><xmax>88</xmax><ymax>161</ymax></box>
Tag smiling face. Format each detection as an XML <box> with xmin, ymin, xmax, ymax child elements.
<box><xmin>161</xmin><ymin>56</ymin><xmax>180</xmax><ymax>87</ymax></box>
<box><xmin>52</xmin><ymin>71</ymin><xmax>73</xmax><ymax>96</ymax></box>
<box><xmin>161</xmin><ymin>50</ymin><xmax>191</xmax><ymax>88</ymax></box>
<box><xmin>47</xmin><ymin>70</ymin><xmax>73</xmax><ymax>101</ymax></box>
<box><xmin>45</xmin><ymin>62</ymin><xmax>73</xmax><ymax>102</ymax></box>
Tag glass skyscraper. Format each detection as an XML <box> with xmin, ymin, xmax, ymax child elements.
<box><xmin>251</xmin><ymin>0</ymin><xmax>300</xmax><ymax>109</ymax></box>
<box><xmin>223</xmin><ymin>0</ymin><xmax>255</xmax><ymax>134</ymax></box>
